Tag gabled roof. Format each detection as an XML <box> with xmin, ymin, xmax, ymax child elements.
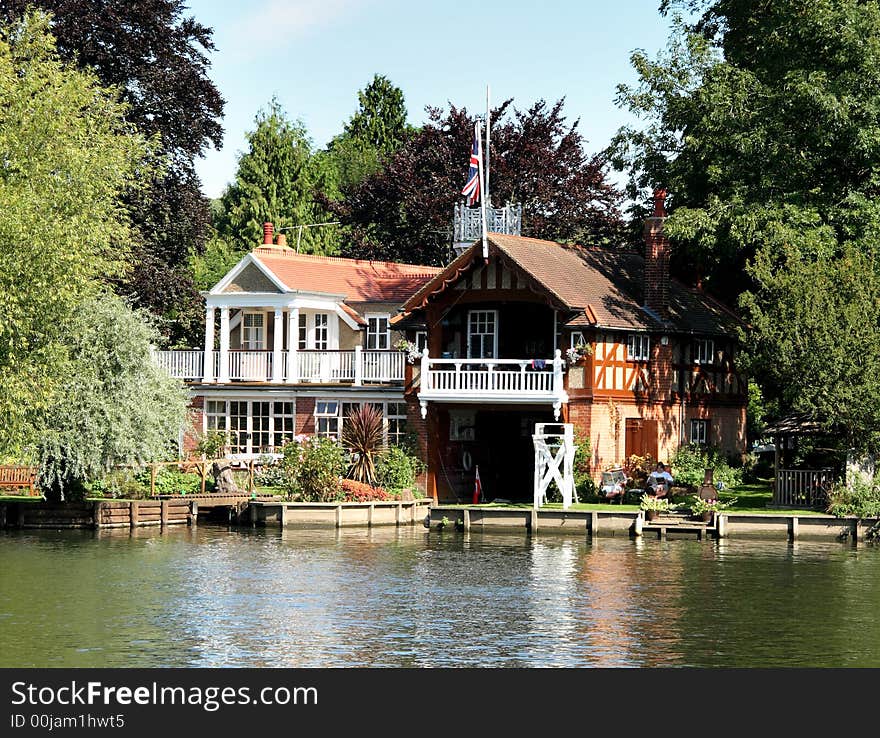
<box><xmin>400</xmin><ymin>233</ymin><xmax>743</xmax><ymax>336</ymax></box>
<box><xmin>250</xmin><ymin>247</ymin><xmax>441</xmax><ymax>303</ymax></box>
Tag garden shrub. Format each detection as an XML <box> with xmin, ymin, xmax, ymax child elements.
<box><xmin>134</xmin><ymin>468</ymin><xmax>202</xmax><ymax>496</ymax></box>
<box><xmin>340</xmin><ymin>479</ymin><xmax>390</xmax><ymax>502</ymax></box>
<box><xmin>375</xmin><ymin>445</ymin><xmax>424</xmax><ymax>494</ymax></box>
<box><xmin>826</xmin><ymin>475</ymin><xmax>880</xmax><ymax>518</ymax></box>
<box><xmin>254</xmin><ymin>455</ymin><xmax>288</xmax><ymax>488</ymax></box>
<box><xmin>281</xmin><ymin>436</ymin><xmax>345</xmax><ymax>502</ymax></box>
<box><xmin>669</xmin><ymin>443</ymin><xmax>742</xmax><ymax>490</ymax></box>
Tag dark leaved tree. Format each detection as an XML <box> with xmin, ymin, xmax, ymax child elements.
<box><xmin>328</xmin><ymin>99</ymin><xmax>625</xmax><ymax>266</ymax></box>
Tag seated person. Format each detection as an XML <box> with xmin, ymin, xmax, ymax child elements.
<box><xmin>645</xmin><ymin>462</ymin><xmax>674</xmax><ymax>498</ymax></box>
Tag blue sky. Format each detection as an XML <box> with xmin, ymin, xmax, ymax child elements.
<box><xmin>186</xmin><ymin>0</ymin><xmax>675</xmax><ymax>198</ymax></box>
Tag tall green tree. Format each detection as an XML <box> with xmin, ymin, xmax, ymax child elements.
<box><xmin>612</xmin><ymin>1</ymin><xmax>880</xmax><ymax>300</ymax></box>
<box><xmin>0</xmin><ymin>0</ymin><xmax>225</xmax><ymax>344</ymax></box>
<box><xmin>0</xmin><ymin>11</ymin><xmax>149</xmax><ymax>457</ymax></box>
<box><xmin>325</xmin><ymin>74</ymin><xmax>413</xmax><ymax>192</ymax></box>
<box><xmin>217</xmin><ymin>100</ymin><xmax>340</xmax><ymax>255</ymax></box>
<box><xmin>612</xmin><ymin>1</ymin><xmax>880</xmax><ymax>449</ymax></box>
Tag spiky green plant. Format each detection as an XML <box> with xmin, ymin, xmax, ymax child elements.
<box><xmin>341</xmin><ymin>404</ymin><xmax>385</xmax><ymax>484</ymax></box>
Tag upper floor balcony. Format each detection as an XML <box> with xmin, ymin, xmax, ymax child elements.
<box><xmin>416</xmin><ymin>349</ymin><xmax>568</xmax><ymax>419</ymax></box>
<box><xmin>153</xmin><ymin>347</ymin><xmax>405</xmax><ymax>385</ymax></box>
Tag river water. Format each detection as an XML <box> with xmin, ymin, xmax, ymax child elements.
<box><xmin>1</xmin><ymin>525</ymin><xmax>878</xmax><ymax>667</ymax></box>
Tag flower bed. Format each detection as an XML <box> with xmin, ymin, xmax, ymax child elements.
<box><xmin>340</xmin><ymin>479</ymin><xmax>391</xmax><ymax>502</ymax></box>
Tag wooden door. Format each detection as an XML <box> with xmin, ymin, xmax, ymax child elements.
<box><xmin>625</xmin><ymin>418</ymin><xmax>659</xmax><ymax>461</ymax></box>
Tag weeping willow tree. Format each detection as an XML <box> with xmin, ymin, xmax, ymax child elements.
<box><xmin>38</xmin><ymin>294</ymin><xmax>189</xmax><ymax>500</ymax></box>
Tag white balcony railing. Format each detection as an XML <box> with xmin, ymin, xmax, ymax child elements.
<box><xmin>153</xmin><ymin>348</ymin><xmax>405</xmax><ymax>385</ymax></box>
<box><xmin>152</xmin><ymin>350</ymin><xmax>204</xmax><ymax>380</ymax></box>
<box><xmin>417</xmin><ymin>349</ymin><xmax>568</xmax><ymax>419</ymax></box>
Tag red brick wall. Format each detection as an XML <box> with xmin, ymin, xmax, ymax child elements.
<box><xmin>182</xmin><ymin>395</ymin><xmax>204</xmax><ymax>456</ymax></box>
<box><xmin>405</xmin><ymin>398</ymin><xmax>428</xmax><ymax>495</ymax></box>
<box><xmin>296</xmin><ymin>397</ymin><xmax>316</xmax><ymax>435</ymax></box>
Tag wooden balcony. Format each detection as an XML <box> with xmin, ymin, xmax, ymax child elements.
<box><xmin>152</xmin><ymin>348</ymin><xmax>405</xmax><ymax>385</ymax></box>
<box><xmin>417</xmin><ymin>350</ymin><xmax>568</xmax><ymax>419</ymax></box>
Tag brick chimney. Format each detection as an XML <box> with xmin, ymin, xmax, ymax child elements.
<box><xmin>263</xmin><ymin>222</ymin><xmax>274</xmax><ymax>245</ymax></box>
<box><xmin>643</xmin><ymin>188</ymin><xmax>670</xmax><ymax>320</ymax></box>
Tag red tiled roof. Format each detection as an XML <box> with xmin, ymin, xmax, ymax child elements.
<box><xmin>252</xmin><ymin>247</ymin><xmax>441</xmax><ymax>303</ymax></box>
<box><xmin>401</xmin><ymin>233</ymin><xmax>744</xmax><ymax>336</ymax></box>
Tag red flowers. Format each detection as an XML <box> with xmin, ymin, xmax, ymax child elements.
<box><xmin>340</xmin><ymin>478</ymin><xmax>390</xmax><ymax>502</ymax></box>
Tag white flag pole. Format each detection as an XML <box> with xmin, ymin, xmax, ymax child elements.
<box><xmin>476</xmin><ymin>120</ymin><xmax>488</xmax><ymax>260</ymax></box>
<box><xmin>485</xmin><ymin>84</ymin><xmax>491</xmax><ymax>209</ymax></box>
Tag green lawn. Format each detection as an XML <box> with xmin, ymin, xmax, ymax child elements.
<box><xmin>450</xmin><ymin>480</ymin><xmax>828</xmax><ymax>516</ymax></box>
<box><xmin>0</xmin><ymin>495</ymin><xmax>44</xmax><ymax>503</ymax></box>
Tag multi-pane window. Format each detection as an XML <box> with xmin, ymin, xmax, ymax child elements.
<box><xmin>313</xmin><ymin>313</ymin><xmax>329</xmax><ymax>350</ymax></box>
<box><xmin>242</xmin><ymin>312</ymin><xmax>265</xmax><ymax>350</ymax></box>
<box><xmin>415</xmin><ymin>331</ymin><xmax>428</xmax><ymax>353</ymax></box>
<box><xmin>468</xmin><ymin>310</ymin><xmax>497</xmax><ymax>359</ymax></box>
<box><xmin>273</xmin><ymin>402</ymin><xmax>295</xmax><ymax>448</ymax></box>
<box><xmin>314</xmin><ymin>401</ymin><xmax>339</xmax><ymax>438</ymax></box>
<box><xmin>690</xmin><ymin>419</ymin><xmax>709</xmax><ymax>445</ymax></box>
<box><xmin>366</xmin><ymin>315</ymin><xmax>390</xmax><ymax>350</ymax></box>
<box><xmin>314</xmin><ymin>400</ymin><xmax>404</xmax><ymax>444</ymax></box>
<box><xmin>228</xmin><ymin>401</ymin><xmax>249</xmax><ymax>454</ymax></box>
<box><xmin>627</xmin><ymin>333</ymin><xmax>651</xmax><ymax>361</ymax></box>
<box><xmin>298</xmin><ymin>314</ymin><xmax>308</xmax><ymax>350</ymax></box>
<box><xmin>203</xmin><ymin>400</ymin><xmax>296</xmax><ymax>454</ymax></box>
<box><xmin>251</xmin><ymin>401</ymin><xmax>271</xmax><ymax>453</ymax></box>
<box><xmin>206</xmin><ymin>400</ymin><xmax>227</xmax><ymax>433</ymax></box>
<box><xmin>694</xmin><ymin>339</ymin><xmax>715</xmax><ymax>365</ymax></box>
<box><xmin>386</xmin><ymin>402</ymin><xmax>408</xmax><ymax>446</ymax></box>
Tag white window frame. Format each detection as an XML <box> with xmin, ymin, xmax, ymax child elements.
<box><xmin>271</xmin><ymin>401</ymin><xmax>296</xmax><ymax>451</ymax></box>
<box><xmin>313</xmin><ymin>400</ymin><xmax>404</xmax><ymax>444</ymax></box>
<box><xmin>204</xmin><ymin>399</ymin><xmax>297</xmax><ymax>456</ymax></box>
<box><xmin>366</xmin><ymin>313</ymin><xmax>391</xmax><ymax>350</ymax></box>
<box><xmin>297</xmin><ymin>313</ymin><xmax>308</xmax><ymax>350</ymax></box>
<box><xmin>690</xmin><ymin>418</ymin><xmax>709</xmax><ymax>445</ymax></box>
<box><xmin>314</xmin><ymin>400</ymin><xmax>339</xmax><ymax>438</ymax></box>
<box><xmin>242</xmin><ymin>312</ymin><xmax>265</xmax><ymax>350</ymax></box>
<box><xmin>627</xmin><ymin>333</ymin><xmax>651</xmax><ymax>362</ymax></box>
<box><xmin>386</xmin><ymin>402</ymin><xmax>408</xmax><ymax>446</ymax></box>
<box><xmin>570</xmin><ymin>331</ymin><xmax>587</xmax><ymax>350</ymax></box>
<box><xmin>694</xmin><ymin>339</ymin><xmax>715</xmax><ymax>365</ymax></box>
<box><xmin>313</xmin><ymin>313</ymin><xmax>329</xmax><ymax>350</ymax></box>
<box><xmin>415</xmin><ymin>331</ymin><xmax>428</xmax><ymax>353</ymax></box>
<box><xmin>467</xmin><ymin>309</ymin><xmax>498</xmax><ymax>359</ymax></box>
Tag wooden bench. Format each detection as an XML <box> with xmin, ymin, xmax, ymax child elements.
<box><xmin>0</xmin><ymin>465</ymin><xmax>39</xmax><ymax>496</ymax></box>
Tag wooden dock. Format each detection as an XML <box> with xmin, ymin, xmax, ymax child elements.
<box><xmin>641</xmin><ymin>512</ymin><xmax>716</xmax><ymax>540</ymax></box>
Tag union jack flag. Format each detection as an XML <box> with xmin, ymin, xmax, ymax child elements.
<box><xmin>461</xmin><ymin>122</ymin><xmax>482</xmax><ymax>207</ymax></box>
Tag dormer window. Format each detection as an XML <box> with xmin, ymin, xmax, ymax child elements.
<box><xmin>694</xmin><ymin>339</ymin><xmax>715</xmax><ymax>365</ymax></box>
<box><xmin>626</xmin><ymin>333</ymin><xmax>650</xmax><ymax>361</ymax></box>
<box><xmin>366</xmin><ymin>314</ymin><xmax>391</xmax><ymax>350</ymax></box>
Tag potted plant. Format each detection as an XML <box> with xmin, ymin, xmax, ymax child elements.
<box><xmin>640</xmin><ymin>493</ymin><xmax>669</xmax><ymax>521</ymax></box>
<box><xmin>689</xmin><ymin>495</ymin><xmax>737</xmax><ymax>523</ymax></box>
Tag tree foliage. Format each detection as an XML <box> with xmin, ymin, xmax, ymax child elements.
<box><xmin>325</xmin><ymin>74</ymin><xmax>413</xmax><ymax>192</ymax></box>
<box><xmin>0</xmin><ymin>11</ymin><xmax>149</xmax><ymax>456</ymax></box>
<box><xmin>0</xmin><ymin>1</ymin><xmax>225</xmax><ymax>343</ymax></box>
<box><xmin>612</xmin><ymin>1</ymin><xmax>880</xmax><ymax>299</ymax></box>
<box><xmin>741</xmin><ymin>243</ymin><xmax>880</xmax><ymax>453</ymax></box>
<box><xmin>612</xmin><ymin>1</ymin><xmax>880</xmax><ymax>451</ymax></box>
<box><xmin>38</xmin><ymin>294</ymin><xmax>190</xmax><ymax>499</ymax></box>
<box><xmin>216</xmin><ymin>99</ymin><xmax>340</xmax><ymax>255</ymax></box>
<box><xmin>331</xmin><ymin>99</ymin><xmax>626</xmax><ymax>265</ymax></box>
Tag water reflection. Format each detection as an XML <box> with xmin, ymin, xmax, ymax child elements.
<box><xmin>1</xmin><ymin>526</ymin><xmax>879</xmax><ymax>667</ymax></box>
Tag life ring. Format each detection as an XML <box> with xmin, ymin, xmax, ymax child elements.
<box><xmin>461</xmin><ymin>450</ymin><xmax>473</xmax><ymax>472</ymax></box>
